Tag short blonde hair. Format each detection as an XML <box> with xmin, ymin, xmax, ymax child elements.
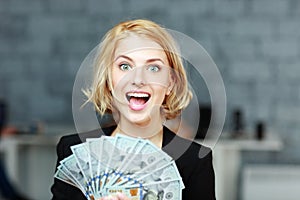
<box><xmin>85</xmin><ymin>19</ymin><xmax>192</xmax><ymax>119</ymax></box>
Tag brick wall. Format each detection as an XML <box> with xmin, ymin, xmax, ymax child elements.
<box><xmin>0</xmin><ymin>0</ymin><xmax>299</xmax><ymax>163</ymax></box>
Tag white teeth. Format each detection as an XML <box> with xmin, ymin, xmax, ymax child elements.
<box><xmin>127</xmin><ymin>92</ymin><xmax>149</xmax><ymax>98</ymax></box>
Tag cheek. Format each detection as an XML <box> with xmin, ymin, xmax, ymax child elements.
<box><xmin>111</xmin><ymin>69</ymin><xmax>123</xmax><ymax>88</ymax></box>
<box><xmin>147</xmin><ymin>70</ymin><xmax>171</xmax><ymax>87</ymax></box>
<box><xmin>152</xmin><ymin>86</ymin><xmax>169</xmax><ymax>103</ymax></box>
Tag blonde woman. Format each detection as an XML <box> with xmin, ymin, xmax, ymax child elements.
<box><xmin>51</xmin><ymin>19</ymin><xmax>215</xmax><ymax>200</ymax></box>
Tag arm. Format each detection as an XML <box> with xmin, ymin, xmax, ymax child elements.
<box><xmin>50</xmin><ymin>136</ymin><xmax>86</xmax><ymax>200</ymax></box>
<box><xmin>183</xmin><ymin>151</ymin><xmax>216</xmax><ymax>200</ymax></box>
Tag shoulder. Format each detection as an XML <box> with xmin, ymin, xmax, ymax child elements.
<box><xmin>58</xmin><ymin>133</ymin><xmax>81</xmax><ymax>147</ymax></box>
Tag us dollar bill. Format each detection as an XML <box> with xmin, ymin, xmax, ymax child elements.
<box><xmin>60</xmin><ymin>155</ymin><xmax>93</xmax><ymax>199</ymax></box>
<box><xmin>125</xmin><ymin>161</ymin><xmax>184</xmax><ymax>189</ymax></box>
<box><xmin>105</xmin><ymin>179</ymin><xmax>182</xmax><ymax>200</ymax></box>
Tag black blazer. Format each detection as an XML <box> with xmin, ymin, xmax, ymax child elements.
<box><xmin>51</xmin><ymin>126</ymin><xmax>216</xmax><ymax>200</ymax></box>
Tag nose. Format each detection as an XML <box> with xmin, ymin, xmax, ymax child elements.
<box><xmin>131</xmin><ymin>66</ymin><xmax>146</xmax><ymax>86</ymax></box>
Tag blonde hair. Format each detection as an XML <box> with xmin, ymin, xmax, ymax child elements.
<box><xmin>85</xmin><ymin>19</ymin><xmax>192</xmax><ymax>119</ymax></box>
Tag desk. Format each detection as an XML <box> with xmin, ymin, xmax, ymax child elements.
<box><xmin>196</xmin><ymin>133</ymin><xmax>283</xmax><ymax>200</ymax></box>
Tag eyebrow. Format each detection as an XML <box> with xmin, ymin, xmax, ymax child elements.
<box><xmin>114</xmin><ymin>55</ymin><xmax>165</xmax><ymax>64</ymax></box>
<box><xmin>114</xmin><ymin>55</ymin><xmax>133</xmax><ymax>62</ymax></box>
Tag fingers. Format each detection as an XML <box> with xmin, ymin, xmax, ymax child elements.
<box><xmin>97</xmin><ymin>193</ymin><xmax>129</xmax><ymax>200</ymax></box>
<box><xmin>98</xmin><ymin>195</ymin><xmax>117</xmax><ymax>200</ymax></box>
<box><xmin>116</xmin><ymin>192</ymin><xmax>130</xmax><ymax>200</ymax></box>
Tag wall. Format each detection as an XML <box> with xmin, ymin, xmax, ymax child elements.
<box><xmin>0</xmin><ymin>0</ymin><xmax>300</xmax><ymax>163</ymax></box>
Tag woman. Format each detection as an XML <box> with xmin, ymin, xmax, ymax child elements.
<box><xmin>51</xmin><ymin>19</ymin><xmax>215</xmax><ymax>200</ymax></box>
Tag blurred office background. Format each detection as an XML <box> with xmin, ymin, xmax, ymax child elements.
<box><xmin>0</xmin><ymin>0</ymin><xmax>300</xmax><ymax>199</ymax></box>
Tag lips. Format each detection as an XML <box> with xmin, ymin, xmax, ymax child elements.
<box><xmin>126</xmin><ymin>92</ymin><xmax>151</xmax><ymax>111</ymax></box>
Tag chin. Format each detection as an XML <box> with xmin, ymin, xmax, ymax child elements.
<box><xmin>126</xmin><ymin>113</ymin><xmax>152</xmax><ymax>126</ymax></box>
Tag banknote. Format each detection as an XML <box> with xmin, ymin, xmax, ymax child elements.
<box><xmin>71</xmin><ymin>143</ymin><xmax>94</xmax><ymax>192</ymax></box>
<box><xmin>54</xmin><ymin>135</ymin><xmax>184</xmax><ymax>200</ymax></box>
<box><xmin>119</xmin><ymin>139</ymin><xmax>172</xmax><ymax>174</ymax></box>
<box><xmin>104</xmin><ymin>134</ymin><xmax>142</xmax><ymax>187</ymax></box>
<box><xmin>113</xmin><ymin>155</ymin><xmax>173</xmax><ymax>187</ymax></box>
<box><xmin>87</xmin><ymin>137</ymin><xmax>108</xmax><ymax>194</ymax></box>
<box><xmin>123</xmin><ymin>161</ymin><xmax>184</xmax><ymax>189</ymax></box>
<box><xmin>86</xmin><ymin>137</ymin><xmax>104</xmax><ymax>194</ymax></box>
<box><xmin>111</xmin><ymin>139</ymin><xmax>172</xmax><ymax>186</ymax></box>
<box><xmin>59</xmin><ymin>155</ymin><xmax>92</xmax><ymax>198</ymax></box>
<box><xmin>105</xmin><ymin>179</ymin><xmax>182</xmax><ymax>200</ymax></box>
<box><xmin>99</xmin><ymin>136</ymin><xmax>116</xmax><ymax>190</ymax></box>
<box><xmin>54</xmin><ymin>165</ymin><xmax>77</xmax><ymax>187</ymax></box>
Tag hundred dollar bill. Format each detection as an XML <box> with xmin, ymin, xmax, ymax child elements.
<box><xmin>71</xmin><ymin>143</ymin><xmax>95</xmax><ymax>193</ymax></box>
<box><xmin>121</xmin><ymin>139</ymin><xmax>172</xmax><ymax>174</ymax></box>
<box><xmin>99</xmin><ymin>136</ymin><xmax>116</xmax><ymax>190</ymax></box>
<box><xmin>124</xmin><ymin>161</ymin><xmax>184</xmax><ymax>189</ymax></box>
<box><xmin>57</xmin><ymin>165</ymin><xmax>95</xmax><ymax>200</ymax></box>
<box><xmin>105</xmin><ymin>134</ymin><xmax>143</xmax><ymax>187</ymax></box>
<box><xmin>112</xmin><ymin>139</ymin><xmax>172</xmax><ymax>187</ymax></box>
<box><xmin>104</xmin><ymin>187</ymin><xmax>141</xmax><ymax>200</ymax></box>
<box><xmin>105</xmin><ymin>138</ymin><xmax>148</xmax><ymax>186</ymax></box>
<box><xmin>114</xmin><ymin>136</ymin><xmax>146</xmax><ymax>173</ymax></box>
<box><xmin>113</xmin><ymin>134</ymin><xmax>142</xmax><ymax>170</ymax></box>
<box><xmin>55</xmin><ymin>135</ymin><xmax>184</xmax><ymax>199</ymax></box>
<box><xmin>114</xmin><ymin>155</ymin><xmax>172</xmax><ymax>187</ymax></box>
<box><xmin>87</xmin><ymin>137</ymin><xmax>106</xmax><ymax>193</ymax></box>
<box><xmin>86</xmin><ymin>137</ymin><xmax>105</xmax><ymax>194</ymax></box>
<box><xmin>54</xmin><ymin>165</ymin><xmax>77</xmax><ymax>187</ymax></box>
<box><xmin>106</xmin><ymin>179</ymin><xmax>182</xmax><ymax>200</ymax></box>
<box><xmin>135</xmin><ymin>139</ymin><xmax>172</xmax><ymax>172</ymax></box>
<box><xmin>60</xmin><ymin>155</ymin><xmax>93</xmax><ymax>199</ymax></box>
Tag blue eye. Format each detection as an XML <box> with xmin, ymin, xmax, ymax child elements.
<box><xmin>119</xmin><ymin>63</ymin><xmax>132</xmax><ymax>71</ymax></box>
<box><xmin>147</xmin><ymin>65</ymin><xmax>160</xmax><ymax>72</ymax></box>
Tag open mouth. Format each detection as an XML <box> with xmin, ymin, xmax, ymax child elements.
<box><xmin>126</xmin><ymin>92</ymin><xmax>151</xmax><ymax>109</ymax></box>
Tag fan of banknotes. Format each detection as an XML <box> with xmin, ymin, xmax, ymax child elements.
<box><xmin>54</xmin><ymin>134</ymin><xmax>184</xmax><ymax>200</ymax></box>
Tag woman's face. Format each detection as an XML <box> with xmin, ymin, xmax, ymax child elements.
<box><xmin>111</xmin><ymin>33</ymin><xmax>173</xmax><ymax>127</ymax></box>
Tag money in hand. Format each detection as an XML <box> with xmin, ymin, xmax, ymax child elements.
<box><xmin>54</xmin><ymin>134</ymin><xmax>184</xmax><ymax>200</ymax></box>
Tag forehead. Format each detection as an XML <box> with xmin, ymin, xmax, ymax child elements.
<box><xmin>114</xmin><ymin>33</ymin><xmax>167</xmax><ymax>59</ymax></box>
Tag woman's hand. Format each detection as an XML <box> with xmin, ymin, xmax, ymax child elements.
<box><xmin>98</xmin><ymin>192</ymin><xmax>130</xmax><ymax>200</ymax></box>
